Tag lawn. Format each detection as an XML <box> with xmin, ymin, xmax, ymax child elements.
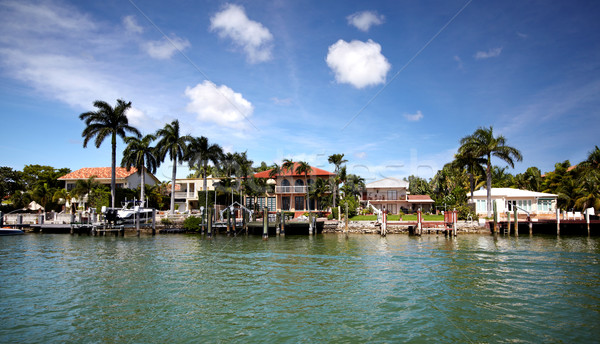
<box><xmin>349</xmin><ymin>214</ymin><xmax>444</xmax><ymax>221</ymax></box>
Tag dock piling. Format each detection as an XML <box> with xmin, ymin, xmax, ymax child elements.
<box><xmin>207</xmin><ymin>208</ymin><xmax>212</xmax><ymax>238</ymax></box>
<box><xmin>152</xmin><ymin>209</ymin><xmax>156</xmax><ymax>235</ymax></box>
<box><xmin>514</xmin><ymin>207</ymin><xmax>519</xmax><ymax>237</ymax></box>
<box><xmin>586</xmin><ymin>210</ymin><xmax>590</xmax><ymax>236</ymax></box>
<box><xmin>281</xmin><ymin>211</ymin><xmax>285</xmax><ymax>236</ymax></box>
<box><xmin>556</xmin><ymin>208</ymin><xmax>561</xmax><ymax>236</ymax></box>
<box><xmin>262</xmin><ymin>206</ymin><xmax>268</xmax><ymax>240</ymax></box>
<box><xmin>276</xmin><ymin>212</ymin><xmax>281</xmax><ymax>235</ymax></box>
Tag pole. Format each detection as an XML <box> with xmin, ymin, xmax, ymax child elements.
<box><xmin>345</xmin><ymin>202</ymin><xmax>349</xmax><ymax>234</ymax></box>
<box><xmin>0</xmin><ymin>211</ymin><xmax>3</xmax><ymax>227</ymax></box>
<box><xmin>281</xmin><ymin>211</ymin><xmax>285</xmax><ymax>235</ymax></box>
<box><xmin>417</xmin><ymin>208</ymin><xmax>422</xmax><ymax>236</ymax></box>
<box><xmin>493</xmin><ymin>201</ymin><xmax>498</xmax><ymax>234</ymax></box>
<box><xmin>586</xmin><ymin>209</ymin><xmax>590</xmax><ymax>236</ymax></box>
<box><xmin>453</xmin><ymin>208</ymin><xmax>457</xmax><ymax>236</ymax></box>
<box><xmin>263</xmin><ymin>206</ymin><xmax>268</xmax><ymax>240</ymax></box>
<box><xmin>152</xmin><ymin>209</ymin><xmax>156</xmax><ymax>235</ymax></box>
<box><xmin>381</xmin><ymin>210</ymin><xmax>387</xmax><ymax>237</ymax></box>
<box><xmin>207</xmin><ymin>208</ymin><xmax>212</xmax><ymax>238</ymax></box>
<box><xmin>514</xmin><ymin>206</ymin><xmax>519</xmax><ymax>237</ymax></box>
<box><xmin>276</xmin><ymin>212</ymin><xmax>281</xmax><ymax>235</ymax></box>
<box><xmin>308</xmin><ymin>212</ymin><xmax>313</xmax><ymax>235</ymax></box>
<box><xmin>506</xmin><ymin>211</ymin><xmax>511</xmax><ymax>235</ymax></box>
<box><xmin>556</xmin><ymin>208</ymin><xmax>560</xmax><ymax>236</ymax></box>
<box><xmin>227</xmin><ymin>208</ymin><xmax>231</xmax><ymax>236</ymax></box>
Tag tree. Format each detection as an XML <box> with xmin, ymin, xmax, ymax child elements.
<box><xmin>71</xmin><ymin>176</ymin><xmax>101</xmax><ymax>210</ymax></box>
<box><xmin>79</xmin><ymin>99</ymin><xmax>141</xmax><ymax>208</ymax></box>
<box><xmin>341</xmin><ymin>174</ymin><xmax>365</xmax><ymax>199</ymax></box>
<box><xmin>235</xmin><ymin>151</ymin><xmax>253</xmax><ymax>205</ymax></box>
<box><xmin>328</xmin><ymin>153</ymin><xmax>348</xmax><ymax>209</ymax></box>
<box><xmin>187</xmin><ymin>136</ymin><xmax>223</xmax><ymax>215</ymax></box>
<box><xmin>0</xmin><ymin>167</ymin><xmax>23</xmax><ymax>199</ymax></box>
<box><xmin>52</xmin><ymin>188</ymin><xmax>71</xmax><ymax>213</ymax></box>
<box><xmin>453</xmin><ymin>149</ymin><xmax>485</xmax><ymax>200</ymax></box>
<box><xmin>309</xmin><ymin>177</ymin><xmax>331</xmax><ymax>210</ymax></box>
<box><xmin>406</xmin><ymin>175</ymin><xmax>431</xmax><ymax>196</ymax></box>
<box><xmin>32</xmin><ymin>183</ymin><xmax>54</xmax><ymax>210</ymax></box>
<box><xmin>513</xmin><ymin>167</ymin><xmax>542</xmax><ymax>191</ymax></box>
<box><xmin>460</xmin><ymin>126</ymin><xmax>522</xmax><ymax>217</ymax></box>
<box><xmin>295</xmin><ymin>161</ymin><xmax>313</xmax><ymax>212</ymax></box>
<box><xmin>155</xmin><ymin>120</ymin><xmax>191</xmax><ymax>214</ymax></box>
<box><xmin>491</xmin><ymin>166</ymin><xmax>514</xmax><ymax>187</ymax></box>
<box><xmin>121</xmin><ymin>134</ymin><xmax>158</xmax><ymax>205</ymax></box>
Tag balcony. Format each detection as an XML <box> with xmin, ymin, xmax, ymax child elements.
<box><xmin>174</xmin><ymin>191</ymin><xmax>197</xmax><ymax>199</ymax></box>
<box><xmin>275</xmin><ymin>186</ymin><xmax>308</xmax><ymax>194</ymax></box>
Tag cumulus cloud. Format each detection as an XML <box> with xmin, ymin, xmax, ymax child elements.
<box><xmin>404</xmin><ymin>110</ymin><xmax>423</xmax><ymax>122</ymax></box>
<box><xmin>185</xmin><ymin>80</ymin><xmax>254</xmax><ymax>128</ymax></box>
<box><xmin>210</xmin><ymin>4</ymin><xmax>273</xmax><ymax>63</ymax></box>
<box><xmin>474</xmin><ymin>47</ymin><xmax>503</xmax><ymax>60</ymax></box>
<box><xmin>347</xmin><ymin>11</ymin><xmax>384</xmax><ymax>32</ymax></box>
<box><xmin>143</xmin><ymin>35</ymin><xmax>190</xmax><ymax>59</ymax></box>
<box><xmin>326</xmin><ymin>39</ymin><xmax>391</xmax><ymax>88</ymax></box>
<box><xmin>123</xmin><ymin>15</ymin><xmax>143</xmax><ymax>34</ymax></box>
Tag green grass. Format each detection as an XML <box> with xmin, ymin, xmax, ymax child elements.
<box><xmin>349</xmin><ymin>214</ymin><xmax>444</xmax><ymax>221</ymax></box>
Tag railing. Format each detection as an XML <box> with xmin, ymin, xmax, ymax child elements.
<box><xmin>275</xmin><ymin>186</ymin><xmax>308</xmax><ymax>193</ymax></box>
<box><xmin>173</xmin><ymin>191</ymin><xmax>197</xmax><ymax>199</ymax></box>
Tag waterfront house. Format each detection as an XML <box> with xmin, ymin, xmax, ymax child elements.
<box><xmin>470</xmin><ymin>188</ymin><xmax>558</xmax><ymax>218</ymax></box>
<box><xmin>252</xmin><ymin>163</ymin><xmax>335</xmax><ymax>214</ymax></box>
<box><xmin>58</xmin><ymin>167</ymin><xmax>159</xmax><ymax>206</ymax></box>
<box><xmin>361</xmin><ymin>178</ymin><xmax>434</xmax><ymax>214</ymax></box>
<box><xmin>170</xmin><ymin>176</ymin><xmax>221</xmax><ymax>212</ymax></box>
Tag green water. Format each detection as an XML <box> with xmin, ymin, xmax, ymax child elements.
<box><xmin>1</xmin><ymin>233</ymin><xmax>599</xmax><ymax>343</ymax></box>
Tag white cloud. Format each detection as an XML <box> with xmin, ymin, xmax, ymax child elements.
<box><xmin>123</xmin><ymin>15</ymin><xmax>143</xmax><ymax>34</ymax></box>
<box><xmin>347</xmin><ymin>11</ymin><xmax>384</xmax><ymax>32</ymax></box>
<box><xmin>210</xmin><ymin>4</ymin><xmax>273</xmax><ymax>63</ymax></box>
<box><xmin>474</xmin><ymin>47</ymin><xmax>503</xmax><ymax>60</ymax></box>
<box><xmin>184</xmin><ymin>80</ymin><xmax>254</xmax><ymax>129</ymax></box>
<box><xmin>326</xmin><ymin>39</ymin><xmax>391</xmax><ymax>89</ymax></box>
<box><xmin>354</xmin><ymin>151</ymin><xmax>367</xmax><ymax>159</ymax></box>
<box><xmin>404</xmin><ymin>110</ymin><xmax>423</xmax><ymax>122</ymax></box>
<box><xmin>143</xmin><ymin>35</ymin><xmax>190</xmax><ymax>60</ymax></box>
<box><xmin>271</xmin><ymin>97</ymin><xmax>293</xmax><ymax>105</ymax></box>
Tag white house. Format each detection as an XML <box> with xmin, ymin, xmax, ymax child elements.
<box><xmin>171</xmin><ymin>176</ymin><xmax>221</xmax><ymax>211</ymax></box>
<box><xmin>362</xmin><ymin>178</ymin><xmax>434</xmax><ymax>213</ymax></box>
<box><xmin>471</xmin><ymin>188</ymin><xmax>558</xmax><ymax>217</ymax></box>
<box><xmin>58</xmin><ymin>167</ymin><xmax>159</xmax><ymax>191</ymax></box>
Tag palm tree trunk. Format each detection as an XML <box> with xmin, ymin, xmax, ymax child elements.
<box><xmin>486</xmin><ymin>156</ymin><xmax>492</xmax><ymax>218</ymax></box>
<box><xmin>111</xmin><ymin>134</ymin><xmax>116</xmax><ymax>208</ymax></box>
<box><xmin>170</xmin><ymin>156</ymin><xmax>177</xmax><ymax>214</ymax></box>
<box><xmin>203</xmin><ymin>161</ymin><xmax>208</xmax><ymax>220</ymax></box>
<box><xmin>332</xmin><ymin>183</ymin><xmax>337</xmax><ymax>209</ymax></box>
<box><xmin>140</xmin><ymin>166</ymin><xmax>146</xmax><ymax>206</ymax></box>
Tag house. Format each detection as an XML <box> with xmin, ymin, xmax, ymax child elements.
<box><xmin>171</xmin><ymin>176</ymin><xmax>221</xmax><ymax>212</ymax></box>
<box><xmin>252</xmin><ymin>163</ymin><xmax>335</xmax><ymax>213</ymax></box>
<box><xmin>470</xmin><ymin>188</ymin><xmax>558</xmax><ymax>217</ymax></box>
<box><xmin>361</xmin><ymin>178</ymin><xmax>434</xmax><ymax>214</ymax></box>
<box><xmin>58</xmin><ymin>167</ymin><xmax>159</xmax><ymax>191</ymax></box>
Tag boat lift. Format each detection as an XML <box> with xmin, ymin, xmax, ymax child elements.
<box><xmin>219</xmin><ymin>202</ymin><xmax>254</xmax><ymax>222</ymax></box>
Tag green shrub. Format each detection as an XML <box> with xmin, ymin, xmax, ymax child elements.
<box><xmin>456</xmin><ymin>205</ymin><xmax>478</xmax><ymax>221</ymax></box>
<box><xmin>183</xmin><ymin>216</ymin><xmax>203</xmax><ymax>232</ymax></box>
<box><xmin>331</xmin><ymin>207</ymin><xmax>339</xmax><ymax>220</ymax></box>
<box><xmin>161</xmin><ymin>218</ymin><xmax>173</xmax><ymax>227</ymax></box>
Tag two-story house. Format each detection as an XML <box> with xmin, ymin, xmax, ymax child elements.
<box><xmin>171</xmin><ymin>176</ymin><xmax>221</xmax><ymax>212</ymax></box>
<box><xmin>362</xmin><ymin>178</ymin><xmax>434</xmax><ymax>214</ymax></box>
<box><xmin>252</xmin><ymin>163</ymin><xmax>335</xmax><ymax>214</ymax></box>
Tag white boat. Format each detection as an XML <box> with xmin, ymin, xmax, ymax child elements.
<box><xmin>0</xmin><ymin>227</ymin><xmax>24</xmax><ymax>235</ymax></box>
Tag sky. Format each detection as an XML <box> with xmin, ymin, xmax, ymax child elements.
<box><xmin>0</xmin><ymin>0</ymin><xmax>599</xmax><ymax>184</ymax></box>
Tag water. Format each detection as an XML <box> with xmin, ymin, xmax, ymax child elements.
<box><xmin>1</xmin><ymin>233</ymin><xmax>599</xmax><ymax>343</ymax></box>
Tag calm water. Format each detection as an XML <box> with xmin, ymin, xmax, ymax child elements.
<box><xmin>1</xmin><ymin>233</ymin><xmax>599</xmax><ymax>343</ymax></box>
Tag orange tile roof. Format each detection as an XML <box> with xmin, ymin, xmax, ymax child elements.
<box><xmin>254</xmin><ymin>162</ymin><xmax>335</xmax><ymax>178</ymax></box>
<box><xmin>58</xmin><ymin>167</ymin><xmax>138</xmax><ymax>180</ymax></box>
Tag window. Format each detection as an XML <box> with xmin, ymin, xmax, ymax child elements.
<box><xmin>476</xmin><ymin>200</ymin><xmax>487</xmax><ymax>213</ymax></box>
<box><xmin>268</xmin><ymin>197</ymin><xmax>276</xmax><ymax>212</ymax></box>
<box><xmin>387</xmin><ymin>190</ymin><xmax>397</xmax><ymax>200</ymax></box>
<box><xmin>246</xmin><ymin>197</ymin><xmax>254</xmax><ymax>208</ymax></box>
<box><xmin>537</xmin><ymin>199</ymin><xmax>553</xmax><ymax>213</ymax></box>
<box><xmin>257</xmin><ymin>197</ymin><xmax>265</xmax><ymax>209</ymax></box>
<box><xmin>282</xmin><ymin>196</ymin><xmax>290</xmax><ymax>210</ymax></box>
<box><xmin>294</xmin><ymin>196</ymin><xmax>304</xmax><ymax>210</ymax></box>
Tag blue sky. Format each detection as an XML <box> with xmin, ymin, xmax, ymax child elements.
<box><xmin>1</xmin><ymin>0</ymin><xmax>598</xmax><ymax>183</ymax></box>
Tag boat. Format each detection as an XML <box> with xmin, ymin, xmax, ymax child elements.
<box><xmin>0</xmin><ymin>227</ymin><xmax>25</xmax><ymax>236</ymax></box>
<box><xmin>101</xmin><ymin>200</ymin><xmax>154</xmax><ymax>225</ymax></box>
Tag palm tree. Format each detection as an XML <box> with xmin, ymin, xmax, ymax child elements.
<box><xmin>574</xmin><ymin>172</ymin><xmax>600</xmax><ymax>210</ymax></box>
<box><xmin>79</xmin><ymin>99</ymin><xmax>141</xmax><ymax>208</ymax></box>
<box><xmin>71</xmin><ymin>176</ymin><xmax>101</xmax><ymax>210</ymax></box>
<box><xmin>460</xmin><ymin>126</ymin><xmax>522</xmax><ymax>217</ymax></box>
<box><xmin>32</xmin><ymin>183</ymin><xmax>54</xmax><ymax>210</ymax></box>
<box><xmin>187</xmin><ymin>136</ymin><xmax>223</xmax><ymax>214</ymax></box>
<box><xmin>155</xmin><ymin>120</ymin><xmax>192</xmax><ymax>214</ymax></box>
<box><xmin>52</xmin><ymin>188</ymin><xmax>71</xmax><ymax>213</ymax></box>
<box><xmin>328</xmin><ymin>154</ymin><xmax>348</xmax><ymax>209</ymax></box>
<box><xmin>235</xmin><ymin>151</ymin><xmax>253</xmax><ymax>205</ymax></box>
<box><xmin>80</xmin><ymin>99</ymin><xmax>141</xmax><ymax>208</ymax></box>
<box><xmin>453</xmin><ymin>149</ymin><xmax>485</xmax><ymax>200</ymax></box>
<box><xmin>309</xmin><ymin>177</ymin><xmax>331</xmax><ymax>210</ymax></box>
<box><xmin>282</xmin><ymin>159</ymin><xmax>295</xmax><ymax>174</ymax></box>
<box><xmin>295</xmin><ymin>161</ymin><xmax>313</xmax><ymax>212</ymax></box>
<box><xmin>121</xmin><ymin>134</ymin><xmax>158</xmax><ymax>205</ymax></box>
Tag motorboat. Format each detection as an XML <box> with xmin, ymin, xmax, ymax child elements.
<box><xmin>101</xmin><ymin>200</ymin><xmax>154</xmax><ymax>224</ymax></box>
<box><xmin>0</xmin><ymin>227</ymin><xmax>24</xmax><ymax>235</ymax></box>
